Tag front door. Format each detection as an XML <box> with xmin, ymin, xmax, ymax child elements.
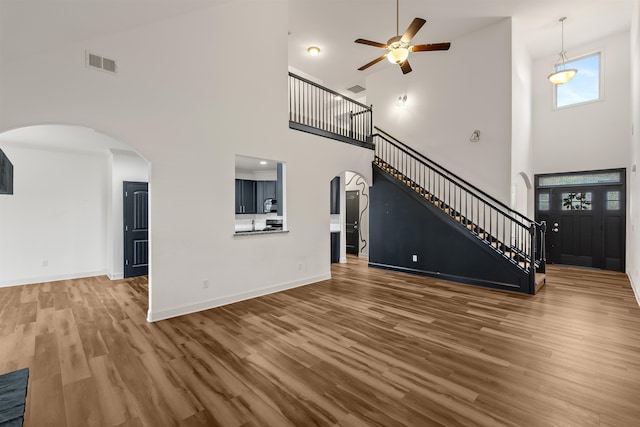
<box><xmin>124</xmin><ymin>181</ymin><xmax>149</xmax><ymax>278</ymax></box>
<box><xmin>543</xmin><ymin>187</ymin><xmax>603</xmax><ymax>268</ymax></box>
<box><xmin>345</xmin><ymin>190</ymin><xmax>359</xmax><ymax>255</ymax></box>
<box><xmin>535</xmin><ymin>169</ymin><xmax>625</xmax><ymax>272</ymax></box>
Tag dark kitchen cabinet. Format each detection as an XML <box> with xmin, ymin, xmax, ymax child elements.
<box><xmin>330</xmin><ymin>232</ymin><xmax>340</xmax><ymax>263</ymax></box>
<box><xmin>276</xmin><ymin>163</ymin><xmax>284</xmax><ymax>216</ymax></box>
<box><xmin>235</xmin><ymin>179</ymin><xmax>257</xmax><ymax>214</ymax></box>
<box><xmin>330</xmin><ymin>176</ymin><xmax>340</xmax><ymax>214</ymax></box>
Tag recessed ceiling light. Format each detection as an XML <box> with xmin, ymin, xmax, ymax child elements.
<box><xmin>259</xmin><ymin>161</ymin><xmax>267</xmax><ymax>165</ymax></box>
<box><xmin>307</xmin><ymin>46</ymin><xmax>320</xmax><ymax>56</ymax></box>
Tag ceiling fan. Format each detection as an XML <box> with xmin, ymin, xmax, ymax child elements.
<box><xmin>354</xmin><ymin>0</ymin><xmax>451</xmax><ymax>74</ymax></box>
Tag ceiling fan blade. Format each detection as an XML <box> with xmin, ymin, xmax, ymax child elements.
<box><xmin>401</xmin><ymin>18</ymin><xmax>426</xmax><ymax>43</ymax></box>
<box><xmin>400</xmin><ymin>60</ymin><xmax>412</xmax><ymax>74</ymax></box>
<box><xmin>411</xmin><ymin>42</ymin><xmax>451</xmax><ymax>52</ymax></box>
<box><xmin>355</xmin><ymin>38</ymin><xmax>387</xmax><ymax>48</ymax></box>
<box><xmin>358</xmin><ymin>54</ymin><xmax>388</xmax><ymax>71</ymax></box>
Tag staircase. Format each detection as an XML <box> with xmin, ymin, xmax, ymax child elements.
<box><xmin>371</xmin><ymin>128</ymin><xmax>546</xmax><ymax>294</ymax></box>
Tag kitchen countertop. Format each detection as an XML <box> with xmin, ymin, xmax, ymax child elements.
<box><xmin>234</xmin><ymin>229</ymin><xmax>289</xmax><ymax>236</ymax></box>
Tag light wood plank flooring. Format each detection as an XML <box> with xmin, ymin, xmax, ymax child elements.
<box><xmin>1</xmin><ymin>259</ymin><xmax>639</xmax><ymax>426</ymax></box>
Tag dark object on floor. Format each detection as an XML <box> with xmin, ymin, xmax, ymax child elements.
<box><xmin>0</xmin><ymin>368</ymin><xmax>29</xmax><ymax>427</ymax></box>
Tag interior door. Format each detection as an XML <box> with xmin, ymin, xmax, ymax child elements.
<box><xmin>345</xmin><ymin>190</ymin><xmax>359</xmax><ymax>255</ymax></box>
<box><xmin>124</xmin><ymin>181</ymin><xmax>149</xmax><ymax>278</ymax></box>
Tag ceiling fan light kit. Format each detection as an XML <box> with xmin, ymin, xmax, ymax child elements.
<box><xmin>354</xmin><ymin>0</ymin><xmax>450</xmax><ymax>74</ymax></box>
<box><xmin>548</xmin><ymin>17</ymin><xmax>577</xmax><ymax>85</ymax></box>
<box><xmin>386</xmin><ymin>37</ymin><xmax>409</xmax><ymax>64</ymax></box>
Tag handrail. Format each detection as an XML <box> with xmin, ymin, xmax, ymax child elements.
<box><xmin>373</xmin><ymin>132</ymin><xmax>546</xmax><ymax>290</ymax></box>
<box><xmin>375</xmin><ymin>127</ymin><xmax>542</xmax><ymax>227</ymax></box>
<box><xmin>288</xmin><ymin>72</ymin><xmax>373</xmax><ymax>147</ymax></box>
<box><xmin>289</xmin><ymin>72</ymin><xmax>371</xmax><ymax>110</ymax></box>
<box><xmin>375</xmin><ymin>133</ymin><xmax>530</xmax><ymax>229</ymax></box>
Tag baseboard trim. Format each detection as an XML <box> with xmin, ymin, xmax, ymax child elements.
<box><xmin>0</xmin><ymin>270</ymin><xmax>107</xmax><ymax>288</ymax></box>
<box><xmin>628</xmin><ymin>273</ymin><xmax>640</xmax><ymax>307</ymax></box>
<box><xmin>368</xmin><ymin>262</ymin><xmax>526</xmax><ymax>293</ymax></box>
<box><xmin>108</xmin><ymin>273</ymin><xmax>124</xmax><ymax>280</ymax></box>
<box><xmin>148</xmin><ymin>273</ymin><xmax>331</xmax><ymax>322</ymax></box>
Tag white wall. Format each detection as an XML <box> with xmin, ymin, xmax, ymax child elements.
<box><xmin>0</xmin><ymin>142</ymin><xmax>108</xmax><ymax>286</ymax></box>
<box><xmin>532</xmin><ymin>31</ymin><xmax>630</xmax><ymax>175</ymax></box>
<box><xmin>345</xmin><ymin>171</ymin><xmax>370</xmax><ymax>259</ymax></box>
<box><xmin>0</xmin><ymin>1</ymin><xmax>373</xmax><ymax>320</ymax></box>
<box><xmin>511</xmin><ymin>18</ymin><xmax>534</xmax><ymax>217</ymax></box>
<box><xmin>628</xmin><ymin>2</ymin><xmax>640</xmax><ymax>303</ymax></box>
<box><xmin>107</xmin><ymin>149</ymin><xmax>149</xmax><ymax>280</ymax></box>
<box><xmin>366</xmin><ymin>18</ymin><xmax>514</xmax><ymax>204</ymax></box>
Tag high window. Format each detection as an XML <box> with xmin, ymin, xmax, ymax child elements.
<box><xmin>555</xmin><ymin>52</ymin><xmax>601</xmax><ymax>109</ymax></box>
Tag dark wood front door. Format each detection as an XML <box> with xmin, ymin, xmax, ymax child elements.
<box><xmin>535</xmin><ymin>169</ymin><xmax>625</xmax><ymax>272</ymax></box>
<box><xmin>345</xmin><ymin>190</ymin><xmax>359</xmax><ymax>255</ymax></box>
<box><xmin>124</xmin><ymin>181</ymin><xmax>149</xmax><ymax>278</ymax></box>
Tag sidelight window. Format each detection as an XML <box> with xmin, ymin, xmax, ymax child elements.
<box><xmin>538</xmin><ymin>193</ymin><xmax>550</xmax><ymax>211</ymax></box>
<box><xmin>606</xmin><ymin>191</ymin><xmax>620</xmax><ymax>210</ymax></box>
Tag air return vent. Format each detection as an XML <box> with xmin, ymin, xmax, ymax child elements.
<box><xmin>85</xmin><ymin>51</ymin><xmax>117</xmax><ymax>74</ymax></box>
<box><xmin>347</xmin><ymin>84</ymin><xmax>366</xmax><ymax>94</ymax></box>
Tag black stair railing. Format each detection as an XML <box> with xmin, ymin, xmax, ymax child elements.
<box><xmin>373</xmin><ymin>128</ymin><xmax>546</xmax><ymax>292</ymax></box>
<box><xmin>288</xmin><ymin>72</ymin><xmax>373</xmax><ymax>149</ymax></box>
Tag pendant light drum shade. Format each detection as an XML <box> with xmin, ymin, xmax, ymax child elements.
<box><xmin>548</xmin><ymin>17</ymin><xmax>577</xmax><ymax>85</ymax></box>
<box><xmin>548</xmin><ymin>68</ymin><xmax>577</xmax><ymax>85</ymax></box>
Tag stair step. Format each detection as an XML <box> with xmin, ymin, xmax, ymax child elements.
<box><xmin>535</xmin><ymin>273</ymin><xmax>546</xmax><ymax>292</ymax></box>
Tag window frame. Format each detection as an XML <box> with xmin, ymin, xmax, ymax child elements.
<box><xmin>553</xmin><ymin>50</ymin><xmax>604</xmax><ymax>110</ymax></box>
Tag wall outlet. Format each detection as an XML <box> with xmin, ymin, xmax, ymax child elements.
<box><xmin>42</xmin><ymin>259</ymin><xmax>48</xmax><ymax>267</ymax></box>
<box><xmin>412</xmin><ymin>254</ymin><xmax>418</xmax><ymax>262</ymax></box>
<box><xmin>202</xmin><ymin>279</ymin><xmax>209</xmax><ymax>289</ymax></box>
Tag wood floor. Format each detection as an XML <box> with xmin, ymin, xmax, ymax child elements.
<box><xmin>1</xmin><ymin>259</ymin><xmax>639</xmax><ymax>427</ymax></box>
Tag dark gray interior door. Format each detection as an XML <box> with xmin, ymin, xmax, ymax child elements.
<box><xmin>124</xmin><ymin>181</ymin><xmax>149</xmax><ymax>278</ymax></box>
<box><xmin>345</xmin><ymin>190</ymin><xmax>359</xmax><ymax>255</ymax></box>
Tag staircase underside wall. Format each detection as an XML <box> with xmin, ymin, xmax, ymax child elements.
<box><xmin>369</xmin><ymin>167</ymin><xmax>530</xmax><ymax>293</ymax></box>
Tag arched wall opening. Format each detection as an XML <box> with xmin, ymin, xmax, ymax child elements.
<box><xmin>512</xmin><ymin>171</ymin><xmax>532</xmax><ymax>217</ymax></box>
<box><xmin>329</xmin><ymin>170</ymin><xmax>370</xmax><ymax>265</ymax></box>
<box><xmin>0</xmin><ymin>124</ymin><xmax>150</xmax><ymax>288</ymax></box>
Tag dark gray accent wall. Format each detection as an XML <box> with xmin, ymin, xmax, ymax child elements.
<box><xmin>369</xmin><ymin>167</ymin><xmax>530</xmax><ymax>293</ymax></box>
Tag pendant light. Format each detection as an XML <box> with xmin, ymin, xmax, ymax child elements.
<box><xmin>548</xmin><ymin>17</ymin><xmax>577</xmax><ymax>85</ymax></box>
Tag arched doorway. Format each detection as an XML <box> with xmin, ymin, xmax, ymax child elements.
<box><xmin>329</xmin><ymin>171</ymin><xmax>370</xmax><ymax>264</ymax></box>
<box><xmin>0</xmin><ymin>124</ymin><xmax>150</xmax><ymax>287</ymax></box>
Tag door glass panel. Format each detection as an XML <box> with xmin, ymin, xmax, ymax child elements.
<box><xmin>539</xmin><ymin>172</ymin><xmax>620</xmax><ymax>187</ymax></box>
<box><xmin>606</xmin><ymin>191</ymin><xmax>620</xmax><ymax>210</ymax></box>
<box><xmin>538</xmin><ymin>193</ymin><xmax>550</xmax><ymax>211</ymax></box>
<box><xmin>561</xmin><ymin>192</ymin><xmax>592</xmax><ymax>210</ymax></box>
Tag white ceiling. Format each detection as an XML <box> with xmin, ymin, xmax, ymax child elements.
<box><xmin>0</xmin><ymin>0</ymin><xmax>635</xmax><ymax>104</ymax></box>
<box><xmin>287</xmin><ymin>0</ymin><xmax>635</xmax><ymax>95</ymax></box>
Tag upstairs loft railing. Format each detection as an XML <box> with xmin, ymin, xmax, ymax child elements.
<box><xmin>373</xmin><ymin>128</ymin><xmax>546</xmax><ymax>292</ymax></box>
<box><xmin>288</xmin><ymin>72</ymin><xmax>373</xmax><ymax>149</ymax></box>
